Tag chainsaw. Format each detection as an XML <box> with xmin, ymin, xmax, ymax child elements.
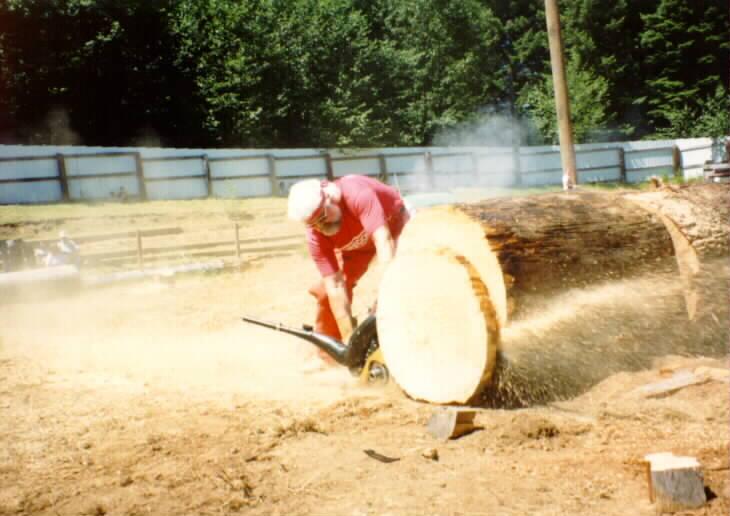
<box><xmin>241</xmin><ymin>314</ymin><xmax>389</xmax><ymax>384</ymax></box>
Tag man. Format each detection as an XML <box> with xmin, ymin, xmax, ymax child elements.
<box><xmin>287</xmin><ymin>175</ymin><xmax>410</xmax><ymax>348</ymax></box>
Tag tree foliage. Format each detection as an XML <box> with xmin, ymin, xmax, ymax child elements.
<box><xmin>521</xmin><ymin>51</ymin><xmax>614</xmax><ymax>144</ymax></box>
<box><xmin>0</xmin><ymin>0</ymin><xmax>727</xmax><ymax>147</ymax></box>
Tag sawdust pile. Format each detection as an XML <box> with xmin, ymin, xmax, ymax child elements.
<box><xmin>480</xmin><ymin>259</ymin><xmax>729</xmax><ymax>408</ymax></box>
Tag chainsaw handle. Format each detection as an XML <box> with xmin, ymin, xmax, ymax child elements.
<box><xmin>242</xmin><ymin>314</ymin><xmax>377</xmax><ymax>371</ymax></box>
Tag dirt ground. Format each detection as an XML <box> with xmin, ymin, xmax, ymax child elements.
<box><xmin>1</xmin><ymin>197</ymin><xmax>728</xmax><ymax>516</ymax></box>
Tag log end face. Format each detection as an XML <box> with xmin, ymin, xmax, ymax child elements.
<box><xmin>378</xmin><ymin>249</ymin><xmax>499</xmax><ymax>404</ymax></box>
<box><xmin>400</xmin><ymin>206</ymin><xmax>508</xmax><ymax>327</ymax></box>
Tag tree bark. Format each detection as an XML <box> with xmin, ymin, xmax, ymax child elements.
<box><xmin>625</xmin><ymin>183</ymin><xmax>730</xmax><ymax>319</ymax></box>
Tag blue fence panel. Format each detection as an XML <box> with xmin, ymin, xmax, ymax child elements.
<box><xmin>211</xmin><ymin>156</ymin><xmax>269</xmax><ymax>179</ymax></box>
<box><xmin>0</xmin><ymin>180</ymin><xmax>62</xmax><ymax>204</ymax></box>
<box><xmin>332</xmin><ymin>156</ymin><xmax>381</xmax><ymax>178</ymax></box>
<box><xmin>275</xmin><ymin>155</ymin><xmax>327</xmax><ymax>178</ymax></box>
<box><xmin>0</xmin><ymin>156</ymin><xmax>58</xmax><ymax>180</ymax></box>
<box><xmin>65</xmin><ymin>154</ymin><xmax>136</xmax><ymax>176</ymax></box>
<box><xmin>146</xmin><ymin>178</ymin><xmax>208</xmax><ymax>200</ymax></box>
<box><xmin>212</xmin><ymin>177</ymin><xmax>272</xmax><ymax>198</ymax></box>
<box><xmin>143</xmin><ymin>157</ymin><xmax>205</xmax><ymax>179</ymax></box>
<box><xmin>68</xmin><ymin>175</ymin><xmax>140</xmax><ymax>200</ymax></box>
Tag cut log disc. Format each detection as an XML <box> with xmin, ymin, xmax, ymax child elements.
<box><xmin>396</xmin><ymin>207</ymin><xmax>508</xmax><ymax>326</ymax></box>
<box><xmin>377</xmin><ymin>249</ymin><xmax>499</xmax><ymax>404</ymax></box>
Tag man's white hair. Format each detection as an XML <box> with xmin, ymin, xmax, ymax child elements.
<box><xmin>287</xmin><ymin>179</ymin><xmax>324</xmax><ymax>222</ymax></box>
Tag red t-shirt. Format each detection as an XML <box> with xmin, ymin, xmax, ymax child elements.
<box><xmin>307</xmin><ymin>175</ymin><xmax>405</xmax><ymax>277</ymax></box>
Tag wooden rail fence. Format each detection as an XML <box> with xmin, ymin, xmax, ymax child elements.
<box><xmin>3</xmin><ymin>226</ymin><xmax>303</xmax><ymax>272</ymax></box>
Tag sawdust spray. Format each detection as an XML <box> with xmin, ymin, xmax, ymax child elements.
<box><xmin>479</xmin><ymin>259</ymin><xmax>729</xmax><ymax>408</ymax></box>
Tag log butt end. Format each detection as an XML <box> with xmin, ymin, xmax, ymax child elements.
<box><xmin>378</xmin><ymin>249</ymin><xmax>499</xmax><ymax>404</ymax></box>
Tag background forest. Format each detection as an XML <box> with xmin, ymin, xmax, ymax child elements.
<box><xmin>0</xmin><ymin>0</ymin><xmax>728</xmax><ymax>149</ymax></box>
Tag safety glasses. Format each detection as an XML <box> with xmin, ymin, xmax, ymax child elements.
<box><xmin>306</xmin><ymin>202</ymin><xmax>329</xmax><ymax>228</ymax></box>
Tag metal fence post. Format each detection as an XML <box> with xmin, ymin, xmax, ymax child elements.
<box><xmin>203</xmin><ymin>154</ymin><xmax>213</xmax><ymax>197</ymax></box>
<box><xmin>267</xmin><ymin>154</ymin><xmax>280</xmax><ymax>196</ymax></box>
<box><xmin>56</xmin><ymin>153</ymin><xmax>70</xmax><ymax>201</ymax></box>
<box><xmin>377</xmin><ymin>154</ymin><xmax>388</xmax><ymax>183</ymax></box>
<box><xmin>672</xmin><ymin>144</ymin><xmax>682</xmax><ymax>179</ymax></box>
<box><xmin>134</xmin><ymin>152</ymin><xmax>147</xmax><ymax>200</ymax></box>
<box><xmin>424</xmin><ymin>151</ymin><xmax>434</xmax><ymax>189</ymax></box>
<box><xmin>617</xmin><ymin>147</ymin><xmax>626</xmax><ymax>183</ymax></box>
<box><xmin>324</xmin><ymin>152</ymin><xmax>335</xmax><ymax>181</ymax></box>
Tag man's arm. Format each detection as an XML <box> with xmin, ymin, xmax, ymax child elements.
<box><xmin>323</xmin><ymin>271</ymin><xmax>357</xmax><ymax>343</ymax></box>
<box><xmin>372</xmin><ymin>225</ymin><xmax>395</xmax><ymax>265</ymax></box>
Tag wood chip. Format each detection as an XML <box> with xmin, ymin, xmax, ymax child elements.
<box><xmin>363</xmin><ymin>449</ymin><xmax>400</xmax><ymax>463</ymax></box>
<box><xmin>632</xmin><ymin>370</ymin><xmax>709</xmax><ymax>398</ymax></box>
<box><xmin>426</xmin><ymin>408</ymin><xmax>478</xmax><ymax>441</ymax></box>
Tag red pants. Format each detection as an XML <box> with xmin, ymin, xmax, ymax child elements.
<box><xmin>308</xmin><ymin>208</ymin><xmax>409</xmax><ymax>341</ymax></box>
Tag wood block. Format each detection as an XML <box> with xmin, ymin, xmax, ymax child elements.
<box><xmin>644</xmin><ymin>452</ymin><xmax>706</xmax><ymax>512</ymax></box>
<box><xmin>426</xmin><ymin>408</ymin><xmax>477</xmax><ymax>441</ymax></box>
<box><xmin>632</xmin><ymin>370</ymin><xmax>708</xmax><ymax>398</ymax></box>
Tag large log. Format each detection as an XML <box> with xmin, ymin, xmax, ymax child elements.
<box><xmin>392</xmin><ymin>190</ymin><xmax>679</xmax><ymax>327</ymax></box>
<box><xmin>377</xmin><ymin>185</ymin><xmax>729</xmax><ymax>406</ymax></box>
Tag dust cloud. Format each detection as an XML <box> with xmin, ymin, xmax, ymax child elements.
<box><xmin>429</xmin><ymin>111</ymin><xmax>537</xmax><ymax>191</ymax></box>
<box><xmin>131</xmin><ymin>126</ymin><xmax>163</xmax><ymax>148</ymax></box>
<box><xmin>432</xmin><ymin>112</ymin><xmax>527</xmax><ymax>149</ymax></box>
<box><xmin>23</xmin><ymin>107</ymin><xmax>82</xmax><ymax>145</ymax></box>
<box><xmin>480</xmin><ymin>260</ymin><xmax>730</xmax><ymax>408</ymax></box>
<box><xmin>0</xmin><ymin>266</ymin><xmax>364</xmax><ymax>407</ymax></box>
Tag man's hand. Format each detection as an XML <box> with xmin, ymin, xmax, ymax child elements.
<box><xmin>323</xmin><ymin>272</ymin><xmax>356</xmax><ymax>343</ymax></box>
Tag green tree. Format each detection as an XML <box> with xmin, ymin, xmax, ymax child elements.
<box><xmin>376</xmin><ymin>0</ymin><xmax>504</xmax><ymax>144</ymax></box>
<box><xmin>521</xmin><ymin>51</ymin><xmax>614</xmax><ymax>144</ymax></box>
<box><xmin>0</xmin><ymin>0</ymin><xmax>201</xmax><ymax>145</ymax></box>
<box><xmin>561</xmin><ymin>0</ymin><xmax>656</xmax><ymax>139</ymax></box>
<box><xmin>639</xmin><ymin>0</ymin><xmax>729</xmax><ymax>134</ymax></box>
<box><xmin>656</xmin><ymin>85</ymin><xmax>730</xmax><ymax>139</ymax></box>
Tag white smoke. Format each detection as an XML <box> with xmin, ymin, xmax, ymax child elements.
<box><xmin>43</xmin><ymin>107</ymin><xmax>81</xmax><ymax>145</ymax></box>
<box><xmin>403</xmin><ymin>111</ymin><xmax>540</xmax><ymax>199</ymax></box>
<box><xmin>432</xmin><ymin>112</ymin><xmax>525</xmax><ymax>148</ymax></box>
<box><xmin>132</xmin><ymin>126</ymin><xmax>163</xmax><ymax>148</ymax></box>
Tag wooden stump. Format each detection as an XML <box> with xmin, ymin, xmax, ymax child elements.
<box><xmin>644</xmin><ymin>453</ymin><xmax>706</xmax><ymax>512</ymax></box>
<box><xmin>426</xmin><ymin>408</ymin><xmax>478</xmax><ymax>441</ymax></box>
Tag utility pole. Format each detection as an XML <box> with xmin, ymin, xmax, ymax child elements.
<box><xmin>544</xmin><ymin>0</ymin><xmax>577</xmax><ymax>190</ymax></box>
